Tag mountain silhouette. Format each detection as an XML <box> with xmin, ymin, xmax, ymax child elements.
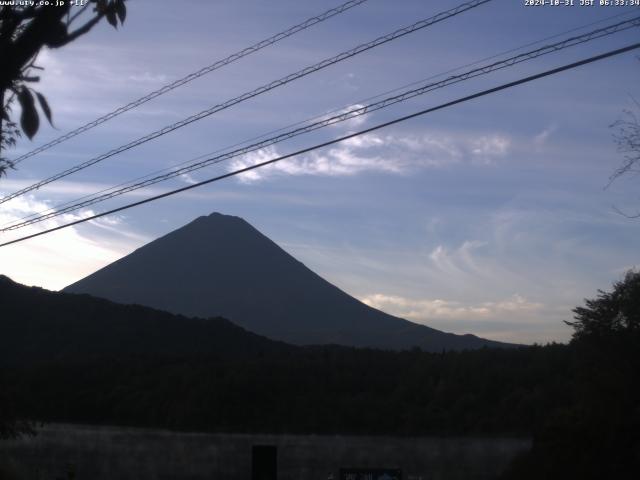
<box><xmin>0</xmin><ymin>274</ymin><xmax>293</xmax><ymax>365</ymax></box>
<box><xmin>64</xmin><ymin>213</ymin><xmax>513</xmax><ymax>351</ymax></box>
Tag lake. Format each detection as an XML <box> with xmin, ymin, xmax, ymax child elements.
<box><xmin>0</xmin><ymin>423</ymin><xmax>530</xmax><ymax>480</ymax></box>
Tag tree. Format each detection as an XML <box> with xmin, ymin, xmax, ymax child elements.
<box><xmin>502</xmin><ymin>271</ymin><xmax>640</xmax><ymax>480</ymax></box>
<box><xmin>0</xmin><ymin>0</ymin><xmax>127</xmax><ymax>440</ymax></box>
<box><xmin>608</xmin><ymin>94</ymin><xmax>640</xmax><ymax>217</ymax></box>
<box><xmin>611</xmin><ymin>102</ymin><xmax>640</xmax><ymax>181</ymax></box>
<box><xmin>0</xmin><ymin>0</ymin><xmax>127</xmax><ymax>178</ymax></box>
<box><xmin>567</xmin><ymin>269</ymin><xmax>640</xmax><ymax>339</ymax></box>
<box><xmin>0</xmin><ymin>380</ymin><xmax>35</xmax><ymax>440</ymax></box>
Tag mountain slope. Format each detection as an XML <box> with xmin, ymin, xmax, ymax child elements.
<box><xmin>64</xmin><ymin>213</ymin><xmax>513</xmax><ymax>351</ymax></box>
<box><xmin>0</xmin><ymin>274</ymin><xmax>293</xmax><ymax>365</ymax></box>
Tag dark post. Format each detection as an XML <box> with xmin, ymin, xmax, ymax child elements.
<box><xmin>252</xmin><ymin>445</ymin><xmax>277</xmax><ymax>480</ymax></box>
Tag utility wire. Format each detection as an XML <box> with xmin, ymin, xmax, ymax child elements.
<box><xmin>3</xmin><ymin>15</ymin><xmax>639</xmax><ymax>231</ymax></box>
<box><xmin>9</xmin><ymin>0</ymin><xmax>370</xmax><ymax>166</ymax></box>
<box><xmin>0</xmin><ymin>0</ymin><xmax>492</xmax><ymax>206</ymax></box>
<box><xmin>2</xmin><ymin>42</ymin><xmax>638</xmax><ymax>249</ymax></box>
<box><xmin>4</xmin><ymin>5</ymin><xmax>636</xmax><ymax>230</ymax></box>
<box><xmin>325</xmin><ymin>7</ymin><xmax>640</xmax><ymax>115</ymax></box>
<box><xmin>7</xmin><ymin>6</ymin><xmax>636</xmax><ymax>231</ymax></box>
<box><xmin>12</xmin><ymin>3</ymin><xmax>636</xmax><ymax>231</ymax></box>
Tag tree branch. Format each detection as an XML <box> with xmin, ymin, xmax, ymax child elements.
<box><xmin>0</xmin><ymin>6</ymin><xmax>70</xmax><ymax>89</ymax></box>
<box><xmin>55</xmin><ymin>13</ymin><xmax>104</xmax><ymax>47</ymax></box>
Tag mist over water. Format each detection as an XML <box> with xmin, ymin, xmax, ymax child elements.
<box><xmin>1</xmin><ymin>423</ymin><xmax>530</xmax><ymax>480</ymax></box>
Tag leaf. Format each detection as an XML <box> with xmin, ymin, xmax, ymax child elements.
<box><xmin>35</xmin><ymin>91</ymin><xmax>54</xmax><ymax>126</ymax></box>
<box><xmin>17</xmin><ymin>88</ymin><xmax>39</xmax><ymax>140</ymax></box>
<box><xmin>94</xmin><ymin>0</ymin><xmax>107</xmax><ymax>13</ymax></box>
<box><xmin>106</xmin><ymin>8</ymin><xmax>118</xmax><ymax>28</ymax></box>
<box><xmin>44</xmin><ymin>22</ymin><xmax>68</xmax><ymax>48</ymax></box>
<box><xmin>115</xmin><ymin>0</ymin><xmax>126</xmax><ymax>24</ymax></box>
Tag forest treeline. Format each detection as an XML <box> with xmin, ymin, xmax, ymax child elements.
<box><xmin>1</xmin><ymin>273</ymin><xmax>567</xmax><ymax>435</ymax></box>
<box><xmin>1</xmin><ymin>272</ymin><xmax>639</xmax><ymax>478</ymax></box>
<box><xmin>4</xmin><ymin>344</ymin><xmax>570</xmax><ymax>436</ymax></box>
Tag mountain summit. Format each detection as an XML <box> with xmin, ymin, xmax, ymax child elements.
<box><xmin>65</xmin><ymin>213</ymin><xmax>511</xmax><ymax>351</ymax></box>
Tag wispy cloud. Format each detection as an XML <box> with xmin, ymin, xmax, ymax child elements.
<box><xmin>179</xmin><ymin>173</ymin><xmax>199</xmax><ymax>185</ymax></box>
<box><xmin>533</xmin><ymin>124</ymin><xmax>558</xmax><ymax>149</ymax></box>
<box><xmin>228</xmin><ymin>142</ymin><xmax>398</xmax><ymax>183</ymax></box>
<box><xmin>325</xmin><ymin>103</ymin><xmax>370</xmax><ymax>128</ymax></box>
<box><xmin>229</xmin><ymin>131</ymin><xmax>511</xmax><ymax>182</ymax></box>
<box><xmin>358</xmin><ymin>291</ymin><xmax>566</xmax><ymax>343</ymax></box>
<box><xmin>128</xmin><ymin>72</ymin><xmax>169</xmax><ymax>84</ymax></box>
<box><xmin>470</xmin><ymin>135</ymin><xmax>510</xmax><ymax>164</ymax></box>
<box><xmin>0</xmin><ymin>195</ymin><xmax>146</xmax><ymax>290</ymax></box>
<box><xmin>360</xmin><ymin>293</ymin><xmax>543</xmax><ymax>322</ymax></box>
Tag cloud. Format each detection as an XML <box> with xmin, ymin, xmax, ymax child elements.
<box><xmin>180</xmin><ymin>173</ymin><xmax>199</xmax><ymax>185</ymax></box>
<box><xmin>229</xmin><ymin>131</ymin><xmax>511</xmax><ymax>182</ymax></box>
<box><xmin>358</xmin><ymin>290</ymin><xmax>560</xmax><ymax>343</ymax></box>
<box><xmin>32</xmin><ymin>45</ymin><xmax>178</xmax><ymax>123</ymax></box>
<box><xmin>128</xmin><ymin>72</ymin><xmax>169</xmax><ymax>84</ymax></box>
<box><xmin>285</xmin><ymin>235</ymin><xmax>575</xmax><ymax>344</ymax></box>
<box><xmin>325</xmin><ymin>103</ymin><xmax>370</xmax><ymax>128</ymax></box>
<box><xmin>428</xmin><ymin>240</ymin><xmax>488</xmax><ymax>277</ymax></box>
<box><xmin>470</xmin><ymin>135</ymin><xmax>511</xmax><ymax>164</ymax></box>
<box><xmin>361</xmin><ymin>293</ymin><xmax>542</xmax><ymax>322</ymax></box>
<box><xmin>533</xmin><ymin>124</ymin><xmax>557</xmax><ymax>148</ymax></box>
<box><xmin>1</xmin><ymin>179</ymin><xmax>128</xmax><ymax>197</ymax></box>
<box><xmin>228</xmin><ymin>141</ymin><xmax>401</xmax><ymax>184</ymax></box>
<box><xmin>0</xmin><ymin>195</ymin><xmax>145</xmax><ymax>290</ymax></box>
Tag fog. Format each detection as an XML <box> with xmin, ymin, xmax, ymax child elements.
<box><xmin>1</xmin><ymin>424</ymin><xmax>530</xmax><ymax>480</ymax></box>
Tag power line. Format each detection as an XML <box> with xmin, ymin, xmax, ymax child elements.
<box><xmin>9</xmin><ymin>6</ymin><xmax>634</xmax><ymax>209</ymax></box>
<box><xmin>2</xmin><ymin>41</ymin><xmax>638</xmax><ymax>249</ymax></box>
<box><xmin>328</xmin><ymin>8</ymin><xmax>640</xmax><ymax>114</ymax></box>
<box><xmin>0</xmin><ymin>0</ymin><xmax>492</xmax><ymax>206</ymax></box>
<box><xmin>4</xmin><ymin>15</ymin><xmax>638</xmax><ymax>232</ymax></box>
<box><xmin>9</xmin><ymin>0</ymin><xmax>371</xmax><ymax>166</ymax></box>
<box><xmin>7</xmin><ymin>5</ymin><xmax>615</xmax><ymax>231</ymax></box>
<box><xmin>9</xmin><ymin>3</ymin><xmax>635</xmax><ymax>231</ymax></box>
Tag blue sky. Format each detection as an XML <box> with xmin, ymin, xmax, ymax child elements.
<box><xmin>1</xmin><ymin>0</ymin><xmax>639</xmax><ymax>344</ymax></box>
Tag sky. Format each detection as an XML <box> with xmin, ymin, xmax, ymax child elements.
<box><xmin>1</xmin><ymin>0</ymin><xmax>639</xmax><ymax>344</ymax></box>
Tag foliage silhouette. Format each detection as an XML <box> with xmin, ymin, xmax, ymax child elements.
<box><xmin>0</xmin><ymin>275</ymin><xmax>568</xmax><ymax>436</ymax></box>
<box><xmin>502</xmin><ymin>270</ymin><xmax>640</xmax><ymax>479</ymax></box>
<box><xmin>5</xmin><ymin>270</ymin><xmax>638</xmax><ymax>478</ymax></box>
<box><xmin>0</xmin><ymin>0</ymin><xmax>126</xmax><ymax>177</ymax></box>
